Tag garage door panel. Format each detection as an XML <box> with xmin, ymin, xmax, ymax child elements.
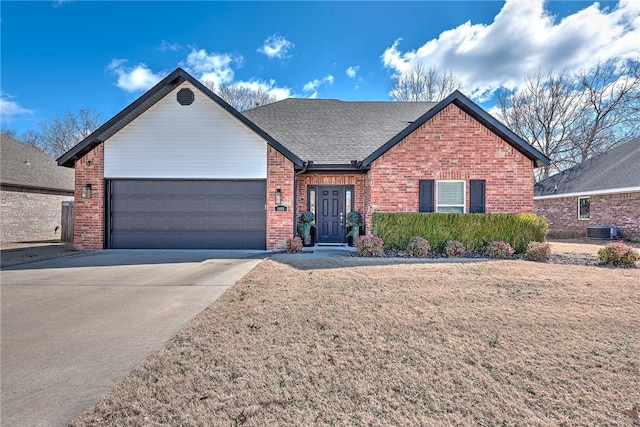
<box><xmin>109</xmin><ymin>180</ymin><xmax>266</xmax><ymax>249</ymax></box>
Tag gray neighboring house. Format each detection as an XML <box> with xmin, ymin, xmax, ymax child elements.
<box><xmin>1</xmin><ymin>135</ymin><xmax>75</xmax><ymax>243</ymax></box>
<box><xmin>534</xmin><ymin>137</ymin><xmax>640</xmax><ymax>240</ymax></box>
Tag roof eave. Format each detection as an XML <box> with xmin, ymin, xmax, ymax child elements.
<box><xmin>534</xmin><ymin>185</ymin><xmax>640</xmax><ymax>199</ymax></box>
<box><xmin>360</xmin><ymin>91</ymin><xmax>551</xmax><ymax>167</ymax></box>
<box><xmin>298</xmin><ymin>163</ymin><xmax>368</xmax><ymax>172</ymax></box>
<box><xmin>57</xmin><ymin>68</ymin><xmax>187</xmax><ymax>168</ymax></box>
<box><xmin>57</xmin><ymin>68</ymin><xmax>303</xmax><ymax>168</ymax></box>
<box><xmin>0</xmin><ymin>181</ymin><xmax>74</xmax><ymax>193</ymax></box>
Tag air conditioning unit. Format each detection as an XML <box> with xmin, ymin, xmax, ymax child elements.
<box><xmin>586</xmin><ymin>225</ymin><xmax>617</xmax><ymax>239</ymax></box>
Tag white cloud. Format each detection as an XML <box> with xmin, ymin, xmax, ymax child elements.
<box><xmin>158</xmin><ymin>40</ymin><xmax>181</xmax><ymax>52</ymax></box>
<box><xmin>303</xmin><ymin>74</ymin><xmax>334</xmax><ymax>98</ymax></box>
<box><xmin>182</xmin><ymin>48</ymin><xmax>238</xmax><ymax>87</ymax></box>
<box><xmin>105</xmin><ymin>48</ymin><xmax>292</xmax><ymax>102</ymax></box>
<box><xmin>258</xmin><ymin>34</ymin><xmax>294</xmax><ymax>59</ymax></box>
<box><xmin>52</xmin><ymin>0</ymin><xmax>70</xmax><ymax>8</ymax></box>
<box><xmin>346</xmin><ymin>66</ymin><xmax>360</xmax><ymax>79</ymax></box>
<box><xmin>107</xmin><ymin>59</ymin><xmax>164</xmax><ymax>92</ymax></box>
<box><xmin>0</xmin><ymin>93</ymin><xmax>33</xmax><ymax>123</ymax></box>
<box><xmin>382</xmin><ymin>0</ymin><xmax>640</xmax><ymax>100</ymax></box>
<box><xmin>231</xmin><ymin>79</ymin><xmax>292</xmax><ymax>100</ymax></box>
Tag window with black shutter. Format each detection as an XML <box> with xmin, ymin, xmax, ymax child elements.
<box><xmin>470</xmin><ymin>179</ymin><xmax>486</xmax><ymax>213</ymax></box>
<box><xmin>419</xmin><ymin>179</ymin><xmax>434</xmax><ymax>212</ymax></box>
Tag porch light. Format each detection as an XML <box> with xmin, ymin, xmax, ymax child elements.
<box><xmin>275</xmin><ymin>188</ymin><xmax>282</xmax><ymax>204</ymax></box>
<box><xmin>82</xmin><ymin>183</ymin><xmax>92</xmax><ymax>199</ymax></box>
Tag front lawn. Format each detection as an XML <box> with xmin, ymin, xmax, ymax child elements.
<box><xmin>73</xmin><ymin>258</ymin><xmax>639</xmax><ymax>426</ymax></box>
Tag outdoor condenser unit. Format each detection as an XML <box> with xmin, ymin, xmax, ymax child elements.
<box><xmin>586</xmin><ymin>225</ymin><xmax>617</xmax><ymax>239</ymax></box>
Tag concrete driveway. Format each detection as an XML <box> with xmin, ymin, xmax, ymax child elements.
<box><xmin>0</xmin><ymin>250</ymin><xmax>265</xmax><ymax>427</ymax></box>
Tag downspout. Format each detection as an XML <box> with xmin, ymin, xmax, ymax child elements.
<box><xmin>293</xmin><ymin>161</ymin><xmax>309</xmax><ymax>237</ymax></box>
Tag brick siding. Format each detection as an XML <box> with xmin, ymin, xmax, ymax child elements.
<box><xmin>266</xmin><ymin>146</ymin><xmax>295</xmax><ymax>250</ymax></box>
<box><xmin>73</xmin><ymin>145</ymin><xmax>104</xmax><ymax>250</ymax></box>
<box><xmin>296</xmin><ymin>172</ymin><xmax>366</xmax><ymax>215</ymax></box>
<box><xmin>70</xmin><ymin>103</ymin><xmax>539</xmax><ymax>250</ymax></box>
<box><xmin>1</xmin><ymin>186</ymin><xmax>73</xmax><ymax>243</ymax></box>
<box><xmin>365</xmin><ymin>103</ymin><xmax>535</xmax><ymax>233</ymax></box>
<box><xmin>535</xmin><ymin>191</ymin><xmax>640</xmax><ymax>240</ymax></box>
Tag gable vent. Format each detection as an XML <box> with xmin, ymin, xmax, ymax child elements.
<box><xmin>177</xmin><ymin>88</ymin><xmax>194</xmax><ymax>106</ymax></box>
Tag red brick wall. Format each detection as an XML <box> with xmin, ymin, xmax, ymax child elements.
<box><xmin>266</xmin><ymin>146</ymin><xmax>295</xmax><ymax>250</ymax></box>
<box><xmin>296</xmin><ymin>172</ymin><xmax>366</xmax><ymax>215</ymax></box>
<box><xmin>74</xmin><ymin>145</ymin><xmax>104</xmax><ymax>250</ymax></box>
<box><xmin>535</xmin><ymin>192</ymin><xmax>640</xmax><ymax>239</ymax></box>
<box><xmin>365</xmin><ymin>103</ymin><xmax>535</xmax><ymax>233</ymax></box>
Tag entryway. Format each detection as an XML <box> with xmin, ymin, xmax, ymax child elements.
<box><xmin>308</xmin><ymin>185</ymin><xmax>354</xmax><ymax>244</ymax></box>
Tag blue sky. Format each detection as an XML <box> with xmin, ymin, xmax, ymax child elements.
<box><xmin>2</xmin><ymin>0</ymin><xmax>638</xmax><ymax>136</ymax></box>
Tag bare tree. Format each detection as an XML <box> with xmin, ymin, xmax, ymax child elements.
<box><xmin>203</xmin><ymin>81</ymin><xmax>278</xmax><ymax>111</ymax></box>
<box><xmin>568</xmin><ymin>60</ymin><xmax>640</xmax><ymax>163</ymax></box>
<box><xmin>389</xmin><ymin>63</ymin><xmax>462</xmax><ymax>102</ymax></box>
<box><xmin>1</xmin><ymin>128</ymin><xmax>43</xmax><ymax>150</ymax></box>
<box><xmin>498</xmin><ymin>60</ymin><xmax>640</xmax><ymax>180</ymax></box>
<box><xmin>37</xmin><ymin>108</ymin><xmax>102</xmax><ymax>157</ymax></box>
<box><xmin>498</xmin><ymin>69</ymin><xmax>583</xmax><ymax>179</ymax></box>
<box><xmin>1</xmin><ymin>128</ymin><xmax>18</xmax><ymax>140</ymax></box>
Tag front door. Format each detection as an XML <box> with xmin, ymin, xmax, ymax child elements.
<box><xmin>317</xmin><ymin>186</ymin><xmax>345</xmax><ymax>244</ymax></box>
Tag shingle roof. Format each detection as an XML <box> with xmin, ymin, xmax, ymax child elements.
<box><xmin>56</xmin><ymin>68</ymin><xmax>548</xmax><ymax>170</ymax></box>
<box><xmin>1</xmin><ymin>135</ymin><xmax>74</xmax><ymax>192</ymax></box>
<box><xmin>243</xmin><ymin>92</ymin><xmax>550</xmax><ymax>168</ymax></box>
<box><xmin>534</xmin><ymin>137</ymin><xmax>640</xmax><ymax>197</ymax></box>
<box><xmin>243</xmin><ymin>99</ymin><xmax>436</xmax><ymax>165</ymax></box>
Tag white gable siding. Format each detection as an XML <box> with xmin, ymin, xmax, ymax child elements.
<box><xmin>104</xmin><ymin>82</ymin><xmax>267</xmax><ymax>179</ymax></box>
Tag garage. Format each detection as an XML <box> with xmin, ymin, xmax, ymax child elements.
<box><xmin>107</xmin><ymin>180</ymin><xmax>266</xmax><ymax>249</ymax></box>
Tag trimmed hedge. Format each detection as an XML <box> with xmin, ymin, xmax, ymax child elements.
<box><xmin>372</xmin><ymin>213</ymin><xmax>547</xmax><ymax>253</ymax></box>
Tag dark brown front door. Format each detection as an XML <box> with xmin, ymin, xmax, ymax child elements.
<box><xmin>317</xmin><ymin>186</ymin><xmax>345</xmax><ymax>244</ymax></box>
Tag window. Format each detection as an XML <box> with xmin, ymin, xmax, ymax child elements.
<box><xmin>345</xmin><ymin>190</ymin><xmax>352</xmax><ymax>213</ymax></box>
<box><xmin>469</xmin><ymin>179</ymin><xmax>486</xmax><ymax>213</ymax></box>
<box><xmin>436</xmin><ymin>181</ymin><xmax>465</xmax><ymax>213</ymax></box>
<box><xmin>419</xmin><ymin>180</ymin><xmax>435</xmax><ymax>212</ymax></box>
<box><xmin>578</xmin><ymin>196</ymin><xmax>590</xmax><ymax>220</ymax></box>
<box><xmin>309</xmin><ymin>189</ymin><xmax>316</xmax><ymax>218</ymax></box>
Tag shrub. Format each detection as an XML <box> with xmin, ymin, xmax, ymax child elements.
<box><xmin>406</xmin><ymin>236</ymin><xmax>431</xmax><ymax>257</ymax></box>
<box><xmin>372</xmin><ymin>213</ymin><xmax>548</xmax><ymax>253</ymax></box>
<box><xmin>297</xmin><ymin>211</ymin><xmax>316</xmax><ymax>246</ymax></box>
<box><xmin>524</xmin><ymin>241</ymin><xmax>551</xmax><ymax>262</ymax></box>
<box><xmin>286</xmin><ymin>236</ymin><xmax>303</xmax><ymax>253</ymax></box>
<box><xmin>346</xmin><ymin>211</ymin><xmax>363</xmax><ymax>238</ymax></box>
<box><xmin>444</xmin><ymin>240</ymin><xmax>466</xmax><ymax>257</ymax></box>
<box><xmin>299</xmin><ymin>211</ymin><xmax>315</xmax><ymax>223</ymax></box>
<box><xmin>485</xmin><ymin>241</ymin><xmax>515</xmax><ymax>259</ymax></box>
<box><xmin>598</xmin><ymin>242</ymin><xmax>639</xmax><ymax>267</ymax></box>
<box><xmin>355</xmin><ymin>235</ymin><xmax>384</xmax><ymax>257</ymax></box>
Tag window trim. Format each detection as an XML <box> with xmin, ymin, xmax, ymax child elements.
<box><xmin>436</xmin><ymin>180</ymin><xmax>466</xmax><ymax>213</ymax></box>
<box><xmin>578</xmin><ymin>196</ymin><xmax>590</xmax><ymax>220</ymax></box>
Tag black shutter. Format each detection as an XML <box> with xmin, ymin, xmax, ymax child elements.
<box><xmin>419</xmin><ymin>179</ymin><xmax>435</xmax><ymax>212</ymax></box>
<box><xmin>470</xmin><ymin>179</ymin><xmax>486</xmax><ymax>213</ymax></box>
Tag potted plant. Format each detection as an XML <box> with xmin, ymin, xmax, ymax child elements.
<box><xmin>346</xmin><ymin>211</ymin><xmax>363</xmax><ymax>245</ymax></box>
<box><xmin>297</xmin><ymin>211</ymin><xmax>315</xmax><ymax>246</ymax></box>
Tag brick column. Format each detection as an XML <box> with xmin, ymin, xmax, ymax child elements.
<box><xmin>266</xmin><ymin>146</ymin><xmax>295</xmax><ymax>250</ymax></box>
<box><xmin>73</xmin><ymin>145</ymin><xmax>104</xmax><ymax>250</ymax></box>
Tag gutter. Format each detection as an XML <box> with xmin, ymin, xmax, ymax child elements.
<box><xmin>534</xmin><ymin>186</ymin><xmax>640</xmax><ymax>200</ymax></box>
<box><xmin>292</xmin><ymin>161</ymin><xmax>309</xmax><ymax>237</ymax></box>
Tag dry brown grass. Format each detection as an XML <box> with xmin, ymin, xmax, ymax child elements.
<box><xmin>73</xmin><ymin>258</ymin><xmax>639</xmax><ymax>427</ymax></box>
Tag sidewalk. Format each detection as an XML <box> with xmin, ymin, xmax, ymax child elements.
<box><xmin>0</xmin><ymin>241</ymin><xmax>79</xmax><ymax>268</ymax></box>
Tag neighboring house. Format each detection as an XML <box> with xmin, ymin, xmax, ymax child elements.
<box><xmin>534</xmin><ymin>138</ymin><xmax>640</xmax><ymax>240</ymax></box>
<box><xmin>1</xmin><ymin>135</ymin><xmax>74</xmax><ymax>243</ymax></box>
<box><xmin>57</xmin><ymin>68</ymin><xmax>549</xmax><ymax>250</ymax></box>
